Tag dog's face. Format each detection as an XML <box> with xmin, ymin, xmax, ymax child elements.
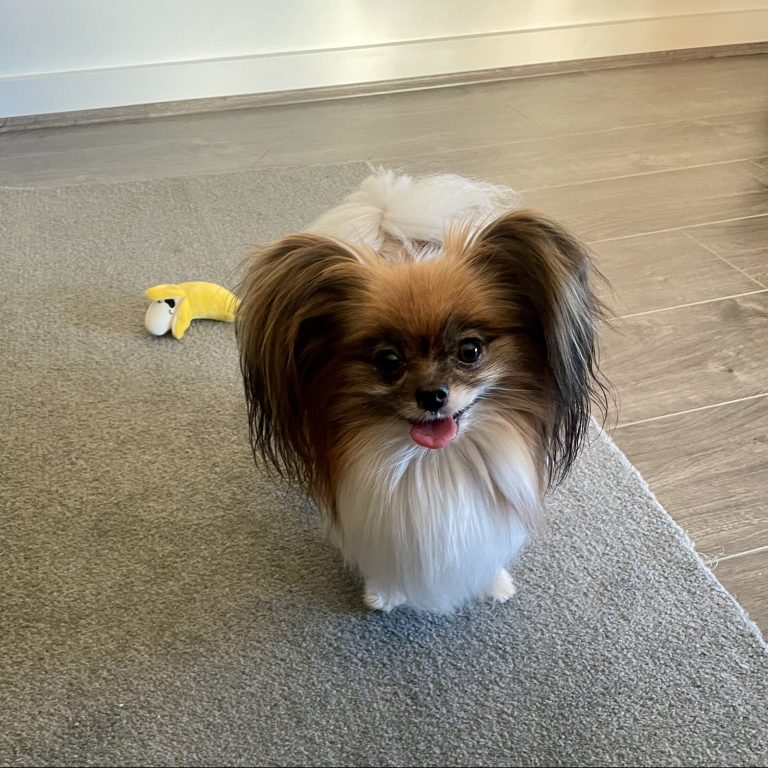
<box><xmin>236</xmin><ymin>211</ymin><xmax>607</xmax><ymax>507</ymax></box>
<box><xmin>339</xmin><ymin>256</ymin><xmax>538</xmax><ymax>450</ymax></box>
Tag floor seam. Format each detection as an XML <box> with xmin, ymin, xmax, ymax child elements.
<box><xmin>587</xmin><ymin>213</ymin><xmax>768</xmax><ymax>244</ymax></box>
<box><xmin>682</xmin><ymin>229</ymin><xmax>768</xmax><ymax>289</ymax></box>
<box><xmin>614</xmin><ymin>393</ymin><xmax>768</xmax><ymax>428</ymax></box>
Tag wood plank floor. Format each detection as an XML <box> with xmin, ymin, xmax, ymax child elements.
<box><xmin>2</xmin><ymin>53</ymin><xmax>766</xmax><ymax>634</ymax></box>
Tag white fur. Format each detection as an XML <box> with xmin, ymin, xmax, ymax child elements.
<box><xmin>304</xmin><ymin>169</ymin><xmax>532</xmax><ymax>613</ymax></box>
<box><xmin>488</xmin><ymin>568</ymin><xmax>517</xmax><ymax>603</ymax></box>
<box><xmin>305</xmin><ymin>168</ymin><xmax>520</xmax><ymax>251</ymax></box>
<box><xmin>333</xmin><ymin>410</ymin><xmax>538</xmax><ymax>613</ymax></box>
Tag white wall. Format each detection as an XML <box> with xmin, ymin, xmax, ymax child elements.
<box><xmin>2</xmin><ymin>0</ymin><xmax>767</xmax><ymax>117</ymax></box>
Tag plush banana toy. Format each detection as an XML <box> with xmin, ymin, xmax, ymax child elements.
<box><xmin>144</xmin><ymin>281</ymin><xmax>240</xmax><ymax>339</ymax></box>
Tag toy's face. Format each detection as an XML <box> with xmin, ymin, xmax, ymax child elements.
<box><xmin>145</xmin><ymin>298</ymin><xmax>179</xmax><ymax>336</ymax></box>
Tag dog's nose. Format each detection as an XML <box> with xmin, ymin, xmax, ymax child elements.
<box><xmin>416</xmin><ymin>387</ymin><xmax>449</xmax><ymax>413</ymax></box>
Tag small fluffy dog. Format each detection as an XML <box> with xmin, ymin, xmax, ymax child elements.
<box><xmin>236</xmin><ymin>170</ymin><xmax>606</xmax><ymax>613</ymax></box>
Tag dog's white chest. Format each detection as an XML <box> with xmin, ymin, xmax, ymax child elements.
<box><xmin>334</xmin><ymin>419</ymin><xmax>538</xmax><ymax>612</ymax></box>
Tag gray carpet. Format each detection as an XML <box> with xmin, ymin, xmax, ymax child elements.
<box><xmin>1</xmin><ymin>163</ymin><xmax>766</xmax><ymax>768</ymax></box>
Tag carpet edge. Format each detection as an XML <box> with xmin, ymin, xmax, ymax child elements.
<box><xmin>594</xmin><ymin>423</ymin><xmax>767</xmax><ymax>651</ymax></box>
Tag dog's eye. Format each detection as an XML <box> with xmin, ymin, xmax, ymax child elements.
<box><xmin>457</xmin><ymin>338</ymin><xmax>483</xmax><ymax>364</ymax></box>
<box><xmin>373</xmin><ymin>349</ymin><xmax>404</xmax><ymax>379</ymax></box>
<box><xmin>163</xmin><ymin>299</ymin><xmax>176</xmax><ymax>308</ymax></box>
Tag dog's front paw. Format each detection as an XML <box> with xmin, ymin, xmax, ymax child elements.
<box><xmin>487</xmin><ymin>568</ymin><xmax>516</xmax><ymax>603</ymax></box>
<box><xmin>364</xmin><ymin>585</ymin><xmax>405</xmax><ymax>612</ymax></box>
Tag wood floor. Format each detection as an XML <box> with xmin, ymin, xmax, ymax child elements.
<box><xmin>2</xmin><ymin>53</ymin><xmax>766</xmax><ymax>634</ymax></box>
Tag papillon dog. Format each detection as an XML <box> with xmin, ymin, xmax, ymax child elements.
<box><xmin>236</xmin><ymin>170</ymin><xmax>607</xmax><ymax>613</ymax></box>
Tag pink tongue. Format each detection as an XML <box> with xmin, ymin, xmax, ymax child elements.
<box><xmin>409</xmin><ymin>417</ymin><xmax>458</xmax><ymax>449</ymax></box>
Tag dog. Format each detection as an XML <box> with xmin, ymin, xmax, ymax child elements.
<box><xmin>236</xmin><ymin>169</ymin><xmax>607</xmax><ymax>613</ymax></box>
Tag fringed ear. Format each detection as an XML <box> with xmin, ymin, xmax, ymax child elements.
<box><xmin>464</xmin><ymin>210</ymin><xmax>609</xmax><ymax>485</ymax></box>
<box><xmin>235</xmin><ymin>235</ymin><xmax>365</xmax><ymax>487</ymax></box>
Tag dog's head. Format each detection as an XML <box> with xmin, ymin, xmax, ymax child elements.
<box><xmin>236</xmin><ymin>211</ymin><xmax>607</xmax><ymax>505</ymax></box>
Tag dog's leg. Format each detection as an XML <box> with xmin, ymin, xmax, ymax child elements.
<box><xmin>364</xmin><ymin>583</ymin><xmax>406</xmax><ymax>612</ymax></box>
<box><xmin>487</xmin><ymin>568</ymin><xmax>516</xmax><ymax>603</ymax></box>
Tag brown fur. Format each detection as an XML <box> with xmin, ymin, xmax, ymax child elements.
<box><xmin>236</xmin><ymin>211</ymin><xmax>608</xmax><ymax>513</ymax></box>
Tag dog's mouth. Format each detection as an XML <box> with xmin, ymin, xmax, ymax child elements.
<box><xmin>408</xmin><ymin>406</ymin><xmax>469</xmax><ymax>450</ymax></box>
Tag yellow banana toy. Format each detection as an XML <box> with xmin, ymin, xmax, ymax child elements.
<box><xmin>144</xmin><ymin>281</ymin><xmax>240</xmax><ymax>340</ymax></box>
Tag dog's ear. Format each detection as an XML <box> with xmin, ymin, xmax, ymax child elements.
<box><xmin>236</xmin><ymin>235</ymin><xmax>364</xmax><ymax>484</ymax></box>
<box><xmin>464</xmin><ymin>210</ymin><xmax>608</xmax><ymax>484</ymax></box>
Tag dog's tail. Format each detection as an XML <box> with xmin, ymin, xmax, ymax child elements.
<box><xmin>305</xmin><ymin>167</ymin><xmax>520</xmax><ymax>249</ymax></box>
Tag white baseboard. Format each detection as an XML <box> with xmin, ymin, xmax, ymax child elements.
<box><xmin>2</xmin><ymin>9</ymin><xmax>768</xmax><ymax>118</ymax></box>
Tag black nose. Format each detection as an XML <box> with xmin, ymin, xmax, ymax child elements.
<box><xmin>416</xmin><ymin>387</ymin><xmax>449</xmax><ymax>413</ymax></box>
